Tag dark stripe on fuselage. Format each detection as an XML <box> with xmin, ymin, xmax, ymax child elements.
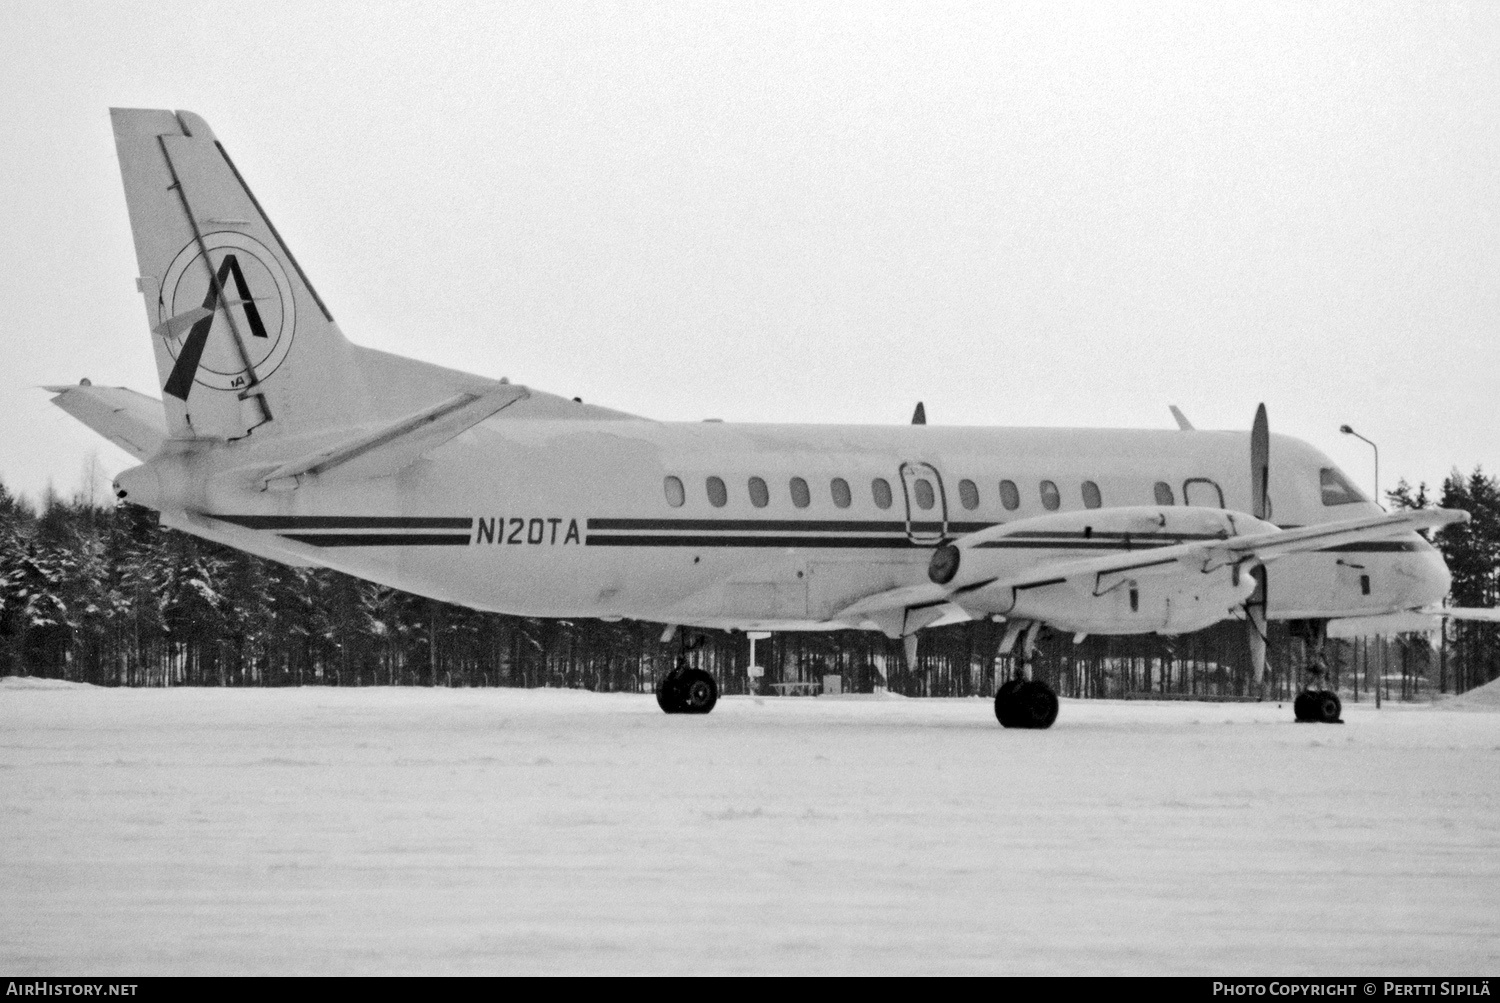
<box><xmin>585</xmin><ymin>535</ymin><xmax>926</xmax><ymax>548</ymax></box>
<box><xmin>213</xmin><ymin>515</ymin><xmax>473</xmax><ymax>530</ymax></box>
<box><xmin>210</xmin><ymin>514</ymin><xmax>1426</xmax><ymax>554</ymax></box>
<box><xmin>281</xmin><ymin>533</ymin><xmax>473</xmax><ymax>547</ymax></box>
<box><xmin>584</xmin><ymin>532</ymin><xmax>1425</xmax><ymax>555</ymax></box>
<box><xmin>586</xmin><ymin>517</ymin><xmax>990</xmax><ymax>533</ymax></box>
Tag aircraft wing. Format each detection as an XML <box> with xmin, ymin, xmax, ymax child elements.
<box><xmin>835</xmin><ymin>508</ymin><xmax>1467</xmax><ymax>624</ymax></box>
<box><xmin>1430</xmin><ymin>606</ymin><xmax>1500</xmax><ymax>622</ymax></box>
<box><xmin>45</xmin><ymin>384</ymin><xmax>168</xmax><ymax>460</ymax></box>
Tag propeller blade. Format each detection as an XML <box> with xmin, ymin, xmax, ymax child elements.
<box><xmin>1246</xmin><ymin>565</ymin><xmax>1268</xmax><ymax>693</ymax></box>
<box><xmin>1247</xmin><ymin>403</ymin><xmax>1270</xmax><ymax>694</ymax></box>
<box><xmin>1251</xmin><ymin>403</ymin><xmax>1269</xmax><ymax>521</ymax></box>
<box><xmin>1246</xmin><ymin>611</ymin><xmax>1267</xmax><ymax>689</ymax></box>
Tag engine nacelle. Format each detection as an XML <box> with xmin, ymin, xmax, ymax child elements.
<box><xmin>930</xmin><ymin>506</ymin><xmax>1268</xmax><ymax>636</ymax></box>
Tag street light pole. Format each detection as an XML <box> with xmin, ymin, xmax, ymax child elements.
<box><xmin>1340</xmin><ymin>424</ymin><xmax>1382</xmax><ymax>708</ymax></box>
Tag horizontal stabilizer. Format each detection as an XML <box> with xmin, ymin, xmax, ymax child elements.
<box><xmin>260</xmin><ymin>383</ymin><xmax>529</xmax><ymax>487</ymax></box>
<box><xmin>46</xmin><ymin>384</ymin><xmax>168</xmax><ymax>460</ymax></box>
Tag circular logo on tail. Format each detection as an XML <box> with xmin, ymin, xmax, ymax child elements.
<box><xmin>157</xmin><ymin>232</ymin><xmax>296</xmax><ymax>396</ymax></box>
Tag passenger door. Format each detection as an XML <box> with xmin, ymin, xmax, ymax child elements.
<box><xmin>1182</xmin><ymin>478</ymin><xmax>1225</xmax><ymax>508</ymax></box>
<box><xmin>899</xmin><ymin>462</ymin><xmax>948</xmax><ymax>544</ymax></box>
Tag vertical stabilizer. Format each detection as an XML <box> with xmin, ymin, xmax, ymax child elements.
<box><xmin>111</xmin><ymin>108</ymin><xmax>367</xmax><ymax>442</ymax></box>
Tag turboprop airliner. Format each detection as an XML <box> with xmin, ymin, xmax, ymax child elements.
<box><xmin>49</xmin><ymin>109</ymin><xmax>1475</xmax><ymax>728</ymax></box>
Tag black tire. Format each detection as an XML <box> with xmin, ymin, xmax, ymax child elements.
<box><xmin>994</xmin><ymin>678</ymin><xmax>1024</xmax><ymax>727</ymax></box>
<box><xmin>679</xmin><ymin>668</ymin><xmax>718</xmax><ymax>715</ymax></box>
<box><xmin>1293</xmin><ymin>691</ymin><xmax>1315</xmax><ymax>722</ymax></box>
<box><xmin>655</xmin><ymin>674</ymin><xmax>684</xmax><ymax>714</ymax></box>
<box><xmin>1315</xmin><ymin>690</ymin><xmax>1342</xmax><ymax>723</ymax></box>
<box><xmin>1015</xmin><ymin>680</ymin><xmax>1059</xmax><ymax>729</ymax></box>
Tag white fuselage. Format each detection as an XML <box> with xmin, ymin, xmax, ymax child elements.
<box><xmin>158</xmin><ymin>419</ymin><xmax>1449</xmax><ymax>634</ymax></box>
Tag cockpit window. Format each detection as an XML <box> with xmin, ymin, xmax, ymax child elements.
<box><xmin>1320</xmin><ymin>467</ymin><xmax>1367</xmax><ymax>506</ymax></box>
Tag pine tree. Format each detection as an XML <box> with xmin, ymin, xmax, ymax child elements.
<box><xmin>1436</xmin><ymin>467</ymin><xmax>1500</xmax><ymax>690</ymax></box>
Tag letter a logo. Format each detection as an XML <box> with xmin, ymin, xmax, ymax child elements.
<box><xmin>163</xmin><ymin>255</ymin><xmax>269</xmax><ymax>400</ymax></box>
<box><xmin>157</xmin><ymin>233</ymin><xmax>296</xmax><ymax>400</ymax></box>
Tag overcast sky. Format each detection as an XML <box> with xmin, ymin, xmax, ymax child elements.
<box><xmin>2</xmin><ymin>1</ymin><xmax>1497</xmax><ymax>506</ymax></box>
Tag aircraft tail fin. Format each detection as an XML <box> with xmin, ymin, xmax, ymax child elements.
<box><xmin>107</xmin><ymin>109</ymin><xmax>639</xmax><ymax>456</ymax></box>
<box><xmin>110</xmin><ymin>108</ymin><xmax>497</xmax><ymax>444</ymax></box>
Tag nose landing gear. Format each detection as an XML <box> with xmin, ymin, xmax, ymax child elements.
<box><xmin>994</xmin><ymin>622</ymin><xmax>1059</xmax><ymax>729</ymax></box>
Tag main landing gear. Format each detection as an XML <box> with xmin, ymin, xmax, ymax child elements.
<box><xmin>656</xmin><ymin>654</ymin><xmax>719</xmax><ymax>715</ymax></box>
<box><xmin>995</xmin><ymin>678</ymin><xmax>1059</xmax><ymax>729</ymax></box>
<box><xmin>1293</xmin><ymin>688</ymin><xmax>1342</xmax><ymax>724</ymax></box>
<box><xmin>1290</xmin><ymin>621</ymin><xmax>1342</xmax><ymax>724</ymax></box>
<box><xmin>994</xmin><ymin>622</ymin><xmax>1058</xmax><ymax>730</ymax></box>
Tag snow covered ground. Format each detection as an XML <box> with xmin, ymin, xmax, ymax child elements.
<box><xmin>2</xmin><ymin>680</ymin><xmax>1497</xmax><ymax>975</ymax></box>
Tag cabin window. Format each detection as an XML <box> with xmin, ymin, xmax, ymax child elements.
<box><xmin>913</xmin><ymin>478</ymin><xmax>936</xmax><ymax>510</ymax></box>
<box><xmin>1320</xmin><ymin>467</ymin><xmax>1366</xmax><ymax>506</ymax></box>
<box><xmin>749</xmin><ymin>476</ymin><xmax>770</xmax><ymax>508</ymax></box>
<box><xmin>831</xmin><ymin>477</ymin><xmax>852</xmax><ymax>509</ymax></box>
<box><xmin>1039</xmin><ymin>480</ymin><xmax>1061</xmax><ymax>511</ymax></box>
<box><xmin>706</xmin><ymin>476</ymin><xmax>728</xmax><ymax>508</ymax></box>
<box><xmin>958</xmin><ymin>479</ymin><xmax>980</xmax><ymax>510</ymax></box>
<box><xmin>1082</xmin><ymin>480</ymin><xmax>1102</xmax><ymax>509</ymax></box>
<box><xmin>1154</xmin><ymin>481</ymin><xmax>1175</xmax><ymax>506</ymax></box>
<box><xmin>790</xmin><ymin>476</ymin><xmax>811</xmax><ymax>509</ymax></box>
<box><xmin>872</xmin><ymin>478</ymin><xmax>893</xmax><ymax>509</ymax></box>
<box><xmin>999</xmin><ymin>479</ymin><xmax>1020</xmax><ymax>511</ymax></box>
<box><xmin>664</xmin><ymin>476</ymin><xmax>685</xmax><ymax>508</ymax></box>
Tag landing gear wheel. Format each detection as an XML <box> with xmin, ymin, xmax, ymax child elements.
<box><xmin>994</xmin><ymin>678</ymin><xmax>1024</xmax><ymax>727</ymax></box>
<box><xmin>1313</xmin><ymin>690</ymin><xmax>1342</xmax><ymax>723</ymax></box>
<box><xmin>656</xmin><ymin>674</ymin><xmax>684</xmax><ymax>714</ymax></box>
<box><xmin>1294</xmin><ymin>689</ymin><xmax>1343</xmax><ymax>723</ymax></box>
<box><xmin>656</xmin><ymin>666</ymin><xmax>717</xmax><ymax>715</ymax></box>
<box><xmin>679</xmin><ymin>668</ymin><xmax>718</xmax><ymax>715</ymax></box>
<box><xmin>995</xmin><ymin>679</ymin><xmax>1058</xmax><ymax>729</ymax></box>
